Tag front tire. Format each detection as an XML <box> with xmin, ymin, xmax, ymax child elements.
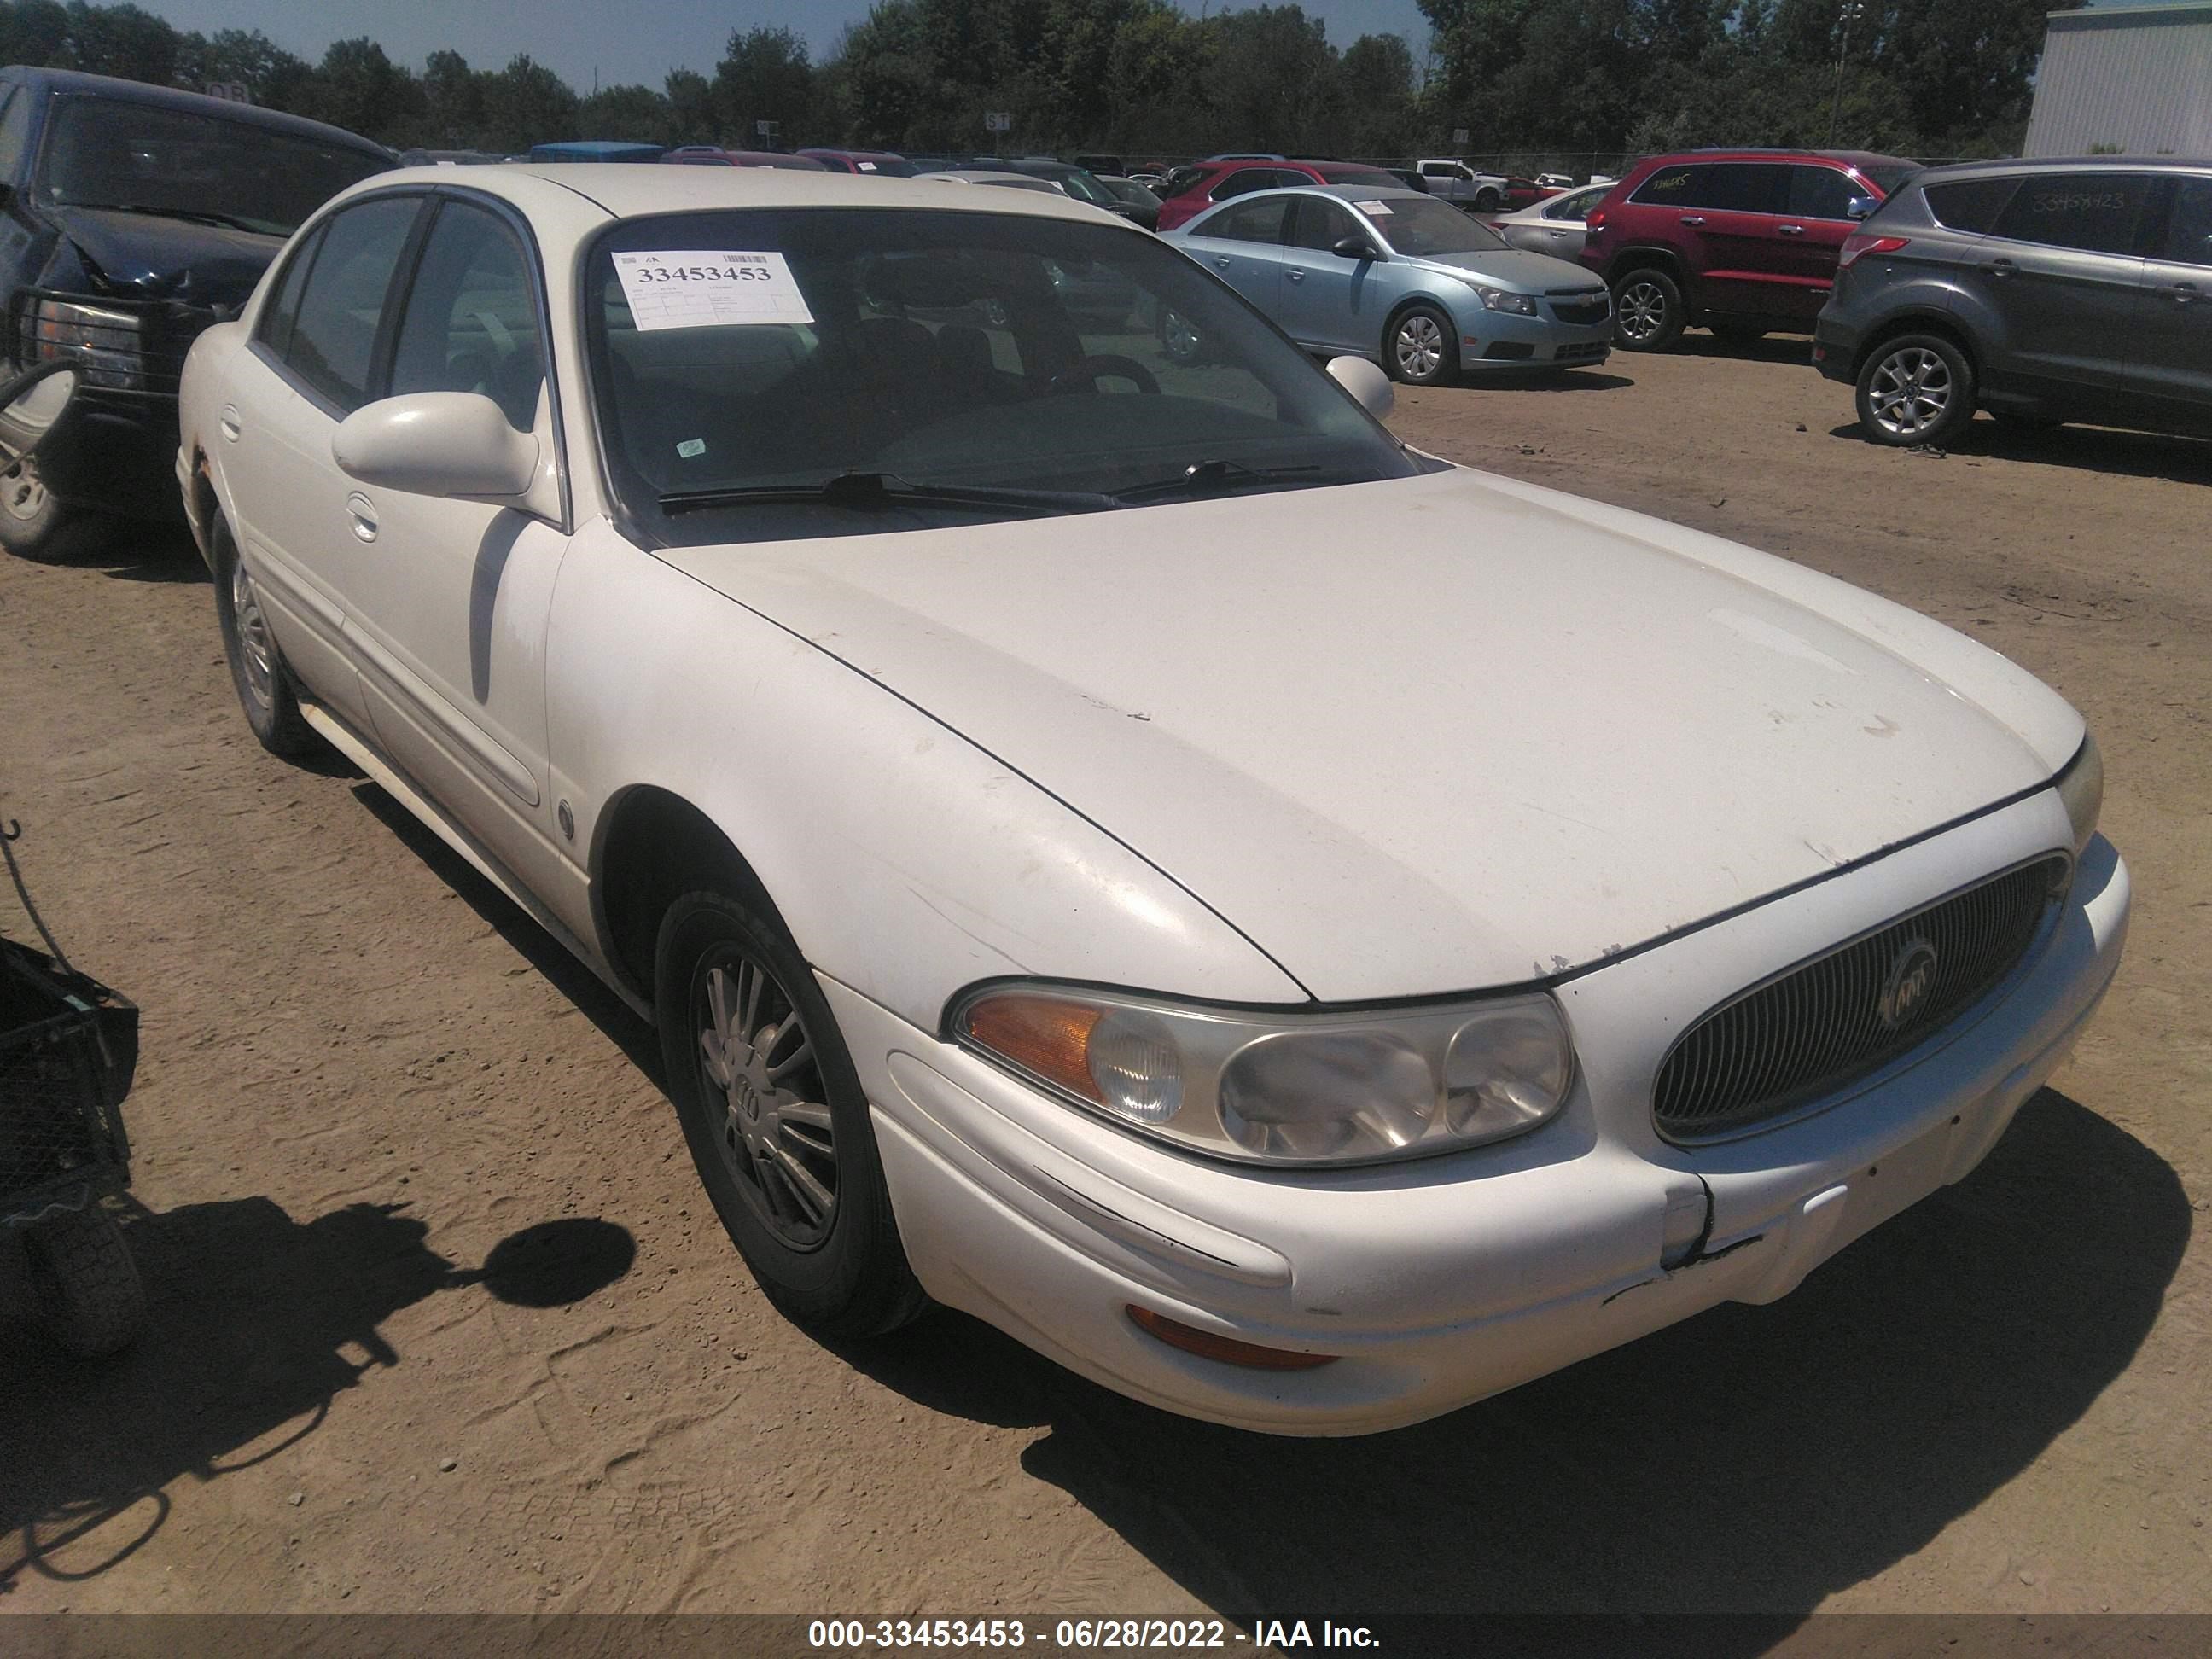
<box><xmin>654</xmin><ymin>888</ymin><xmax>924</xmax><ymax>1339</ymax></box>
<box><xmin>1386</xmin><ymin>301</ymin><xmax>1458</xmax><ymax>387</ymax></box>
<box><xmin>24</xmin><ymin>1206</ymin><xmax>146</xmax><ymax>1359</ymax></box>
<box><xmin>1611</xmin><ymin>268</ymin><xmax>1685</xmax><ymax>352</ymax></box>
<box><xmin>212</xmin><ymin>520</ymin><xmax>319</xmax><ymax>757</ymax></box>
<box><xmin>1855</xmin><ymin>333</ymin><xmax>1976</xmax><ymax>447</ymax></box>
<box><xmin>0</xmin><ymin>455</ymin><xmax>110</xmax><ymax>561</ymax></box>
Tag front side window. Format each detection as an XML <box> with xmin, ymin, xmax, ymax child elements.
<box><xmin>283</xmin><ymin>195</ymin><xmax>421</xmax><ymax>412</ymax></box>
<box><xmin>39</xmin><ymin>95</ymin><xmax>390</xmax><ymax>237</ymax></box>
<box><xmin>2165</xmin><ymin>176</ymin><xmax>2212</xmax><ymax>268</ymax></box>
<box><xmin>587</xmin><ymin>207</ymin><xmax>1418</xmax><ymax>545</ymax></box>
<box><xmin>1288</xmin><ymin>197</ymin><xmax>1360</xmax><ymax>253</ymax></box>
<box><xmin>1787</xmin><ymin>165</ymin><xmax>1860</xmax><ymax>221</ymax></box>
<box><xmin>0</xmin><ymin>86</ymin><xmax>32</xmax><ymax>182</ymax></box>
<box><xmin>1992</xmin><ymin>172</ymin><xmax>2158</xmax><ymax>256</ymax></box>
<box><xmin>389</xmin><ymin>200</ymin><xmax>545</xmax><ymax>432</ymax></box>
<box><xmin>1196</xmin><ymin>195</ymin><xmax>1291</xmax><ymax>244</ymax></box>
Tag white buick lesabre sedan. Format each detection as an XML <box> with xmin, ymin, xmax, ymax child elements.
<box><xmin>178</xmin><ymin>166</ymin><xmax>2127</xmax><ymax>1435</ymax></box>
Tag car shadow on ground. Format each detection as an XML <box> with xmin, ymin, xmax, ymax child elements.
<box><xmin>1667</xmin><ymin>332</ymin><xmax>1815</xmax><ymax>367</ymax></box>
<box><xmin>0</xmin><ymin>1198</ymin><xmax>634</xmax><ymax>1588</ymax></box>
<box><xmin>1827</xmin><ymin>415</ymin><xmax>2212</xmax><ymax>486</ymax></box>
<box><xmin>75</xmin><ymin>526</ymin><xmax>207</xmax><ymax>584</ymax></box>
<box><xmin>1481</xmin><ymin>369</ymin><xmax>1634</xmax><ymax>393</ymax></box>
<box><xmin>847</xmin><ymin>1088</ymin><xmax>2186</xmax><ymax>1639</ymax></box>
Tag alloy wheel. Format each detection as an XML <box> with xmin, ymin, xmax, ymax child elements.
<box><xmin>1394</xmin><ymin>312</ymin><xmax>1444</xmax><ymax>380</ymax></box>
<box><xmin>1616</xmin><ymin>279</ymin><xmax>1669</xmax><ymax>345</ymax></box>
<box><xmin>695</xmin><ymin>950</ymin><xmax>839</xmax><ymax>1249</ymax></box>
<box><xmin>230</xmin><ymin>557</ymin><xmax>277</xmax><ymax>712</ymax></box>
<box><xmin>1866</xmin><ymin>346</ymin><xmax>1953</xmax><ymax>439</ymax></box>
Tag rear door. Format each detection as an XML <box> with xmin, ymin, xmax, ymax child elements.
<box><xmin>220</xmin><ymin>190</ymin><xmax>428</xmax><ymax>731</ymax></box>
<box><xmin>1179</xmin><ymin>195</ymin><xmax>1294</xmax><ymax>318</ymax></box>
<box><xmin>2128</xmin><ymin>172</ymin><xmax>2212</xmax><ymax>434</ymax></box>
<box><xmin>1968</xmin><ymin>171</ymin><xmax>2157</xmax><ymax>405</ymax></box>
<box><xmin>1674</xmin><ymin>162</ymin><xmax>1793</xmax><ymax>317</ymax></box>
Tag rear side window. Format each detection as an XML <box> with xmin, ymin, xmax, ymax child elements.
<box><xmin>1198</xmin><ymin>195</ymin><xmax>1291</xmax><ymax>244</ymax></box>
<box><xmin>1924</xmin><ymin>177</ymin><xmax>2021</xmax><ymax>234</ymax></box>
<box><xmin>1211</xmin><ymin>168</ymin><xmax>1280</xmax><ymax>201</ymax></box>
<box><xmin>255</xmin><ymin>224</ymin><xmax>325</xmax><ymax>359</ymax></box>
<box><xmin>0</xmin><ymin>87</ymin><xmax>32</xmax><ymax>182</ymax></box>
<box><xmin>1787</xmin><ymin>166</ymin><xmax>1860</xmax><ymax>221</ymax></box>
<box><xmin>1632</xmin><ymin>163</ymin><xmax>1787</xmax><ymax>212</ymax></box>
<box><xmin>1992</xmin><ymin>172</ymin><xmax>2158</xmax><ymax>256</ymax></box>
<box><xmin>1632</xmin><ymin>165</ymin><xmax>1705</xmax><ymax>206</ymax></box>
<box><xmin>1160</xmin><ymin>167</ymin><xmax>1205</xmax><ymax>199</ymax></box>
<box><xmin>283</xmin><ymin>195</ymin><xmax>421</xmax><ymax>412</ymax></box>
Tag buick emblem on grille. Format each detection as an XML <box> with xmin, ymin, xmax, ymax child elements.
<box><xmin>1877</xmin><ymin>937</ymin><xmax>1940</xmax><ymax>1030</ymax></box>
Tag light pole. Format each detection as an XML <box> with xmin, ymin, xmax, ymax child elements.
<box><xmin>1827</xmin><ymin>1</ymin><xmax>1866</xmax><ymax>147</ymax></box>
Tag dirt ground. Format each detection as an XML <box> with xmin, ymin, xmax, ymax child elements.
<box><xmin>1</xmin><ymin>337</ymin><xmax>2207</xmax><ymax>1631</ymax></box>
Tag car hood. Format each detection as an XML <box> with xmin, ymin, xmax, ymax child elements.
<box><xmin>657</xmin><ymin>468</ymin><xmax>2081</xmax><ymax>1001</ymax></box>
<box><xmin>45</xmin><ymin>206</ymin><xmax>282</xmax><ymax>307</ymax></box>
<box><xmin>1403</xmin><ymin>247</ymin><xmax>1600</xmax><ymax>294</ymax></box>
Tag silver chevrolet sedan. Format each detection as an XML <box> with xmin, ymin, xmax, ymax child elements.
<box><xmin>1166</xmin><ymin>184</ymin><xmax>1613</xmax><ymax>387</ymax></box>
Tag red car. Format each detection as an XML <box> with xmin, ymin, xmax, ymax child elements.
<box><xmin>1578</xmin><ymin>148</ymin><xmax>1919</xmax><ymax>350</ymax></box>
<box><xmin>799</xmin><ymin>148</ymin><xmax>920</xmax><ymax>177</ymax></box>
<box><xmin>1154</xmin><ymin>158</ymin><xmax>1404</xmax><ymax>232</ymax></box>
<box><xmin>662</xmin><ymin>147</ymin><xmax>829</xmax><ymax>171</ymax></box>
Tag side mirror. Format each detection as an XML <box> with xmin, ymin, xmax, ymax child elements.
<box><xmin>1846</xmin><ymin>195</ymin><xmax>1880</xmax><ymax>221</ymax></box>
<box><xmin>1326</xmin><ymin>355</ymin><xmax>1394</xmax><ymax>420</ymax></box>
<box><xmin>0</xmin><ymin>360</ymin><xmax>79</xmax><ymax>463</ymax></box>
<box><xmin>332</xmin><ymin>392</ymin><xmax>538</xmax><ymax>502</ymax></box>
<box><xmin>1331</xmin><ymin>235</ymin><xmax>1377</xmax><ymax>260</ymax></box>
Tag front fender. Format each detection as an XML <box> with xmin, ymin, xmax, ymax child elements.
<box><xmin>546</xmin><ymin>521</ymin><xmax>1306</xmax><ymax>1032</ymax></box>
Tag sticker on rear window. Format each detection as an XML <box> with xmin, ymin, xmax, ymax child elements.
<box><xmin>858</xmin><ymin>160</ymin><xmax>877</xmax><ymax>172</ymax></box>
<box><xmin>613</xmin><ymin>250</ymin><xmax>815</xmax><ymax>331</ymax></box>
<box><xmin>676</xmin><ymin>438</ymin><xmax>706</xmax><ymax>458</ymax></box>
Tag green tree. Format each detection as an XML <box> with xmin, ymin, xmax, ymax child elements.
<box><xmin>714</xmin><ymin>25</ymin><xmax>814</xmax><ymax>148</ymax></box>
<box><xmin>578</xmin><ymin>81</ymin><xmax>670</xmax><ymax>144</ymax></box>
<box><xmin>480</xmin><ymin>54</ymin><xmax>579</xmax><ymax>152</ymax></box>
<box><xmin>665</xmin><ymin>67</ymin><xmax>716</xmax><ymax>144</ymax></box>
<box><xmin>422</xmin><ymin>49</ymin><xmax>486</xmax><ymax>148</ymax></box>
<box><xmin>302</xmin><ymin>37</ymin><xmax>425</xmax><ymax>144</ymax></box>
<box><xmin>59</xmin><ymin>0</ymin><xmax>178</xmax><ymax>86</ymax></box>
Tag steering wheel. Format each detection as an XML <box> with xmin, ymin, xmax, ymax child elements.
<box><xmin>1048</xmin><ymin>354</ymin><xmax>1161</xmax><ymax>396</ymax></box>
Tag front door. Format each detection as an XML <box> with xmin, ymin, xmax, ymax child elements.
<box><xmin>1281</xmin><ymin>195</ymin><xmax>1378</xmax><ymax>352</ymax></box>
<box><xmin>2128</xmin><ymin>173</ymin><xmax>2212</xmax><ymax>435</ymax></box>
<box><xmin>330</xmin><ymin>195</ymin><xmax>568</xmax><ymax>892</ymax></box>
<box><xmin>1770</xmin><ymin>164</ymin><xmax>1868</xmax><ymax>321</ymax></box>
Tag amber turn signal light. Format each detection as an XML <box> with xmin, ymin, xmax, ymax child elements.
<box><xmin>1126</xmin><ymin>1306</ymin><xmax>1338</xmax><ymax>1371</ymax></box>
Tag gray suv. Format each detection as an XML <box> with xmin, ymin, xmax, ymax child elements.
<box><xmin>1813</xmin><ymin>158</ymin><xmax>2212</xmax><ymax>447</ymax></box>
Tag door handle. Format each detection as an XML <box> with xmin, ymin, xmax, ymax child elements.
<box><xmin>1776</xmin><ymin>224</ymin><xmax>1805</xmax><ymax>236</ymax></box>
<box><xmin>1679</xmin><ymin>214</ymin><xmax>1706</xmax><ymax>227</ymax></box>
<box><xmin>1213</xmin><ymin>256</ymin><xmax>1231</xmax><ymax>269</ymax></box>
<box><xmin>345</xmin><ymin>491</ymin><xmax>378</xmax><ymax>544</ymax></box>
<box><xmin>2163</xmin><ymin>282</ymin><xmax>2197</xmax><ymax>305</ymax></box>
<box><xmin>1982</xmin><ymin>258</ymin><xmax>2014</xmax><ymax>279</ymax></box>
<box><xmin>218</xmin><ymin>403</ymin><xmax>241</xmax><ymax>442</ymax></box>
<box><xmin>1286</xmin><ymin>269</ymin><xmax>1305</xmax><ymax>283</ymax></box>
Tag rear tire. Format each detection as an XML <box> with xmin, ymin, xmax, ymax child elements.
<box><xmin>1610</xmin><ymin>268</ymin><xmax>1685</xmax><ymax>352</ymax></box>
<box><xmin>1473</xmin><ymin>189</ymin><xmax>1503</xmax><ymax>213</ymax></box>
<box><xmin>212</xmin><ymin>519</ymin><xmax>320</xmax><ymax>758</ymax></box>
<box><xmin>1854</xmin><ymin>333</ymin><xmax>1976</xmax><ymax>448</ymax></box>
<box><xmin>1385</xmin><ymin>301</ymin><xmax>1458</xmax><ymax>387</ymax></box>
<box><xmin>24</xmin><ymin>1206</ymin><xmax>146</xmax><ymax>1359</ymax></box>
<box><xmin>654</xmin><ymin>888</ymin><xmax>925</xmax><ymax>1340</ymax></box>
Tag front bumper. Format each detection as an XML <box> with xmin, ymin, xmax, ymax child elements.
<box><xmin>1450</xmin><ymin>298</ymin><xmax>1613</xmax><ymax>371</ymax></box>
<box><xmin>831</xmin><ymin>797</ymin><xmax>2127</xmax><ymax>1436</ymax></box>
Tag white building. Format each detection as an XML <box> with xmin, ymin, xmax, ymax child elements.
<box><xmin>2024</xmin><ymin>3</ymin><xmax>2212</xmax><ymax>157</ymax></box>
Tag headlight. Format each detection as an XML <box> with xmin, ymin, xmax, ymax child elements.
<box><xmin>28</xmin><ymin>298</ymin><xmax>145</xmax><ymax>390</ymax></box>
<box><xmin>1471</xmin><ymin>285</ymin><xmax>1536</xmax><ymax>316</ymax></box>
<box><xmin>2054</xmin><ymin>732</ymin><xmax>2102</xmax><ymax>858</ymax></box>
<box><xmin>951</xmin><ymin>983</ymin><xmax>1575</xmax><ymax>1166</ymax></box>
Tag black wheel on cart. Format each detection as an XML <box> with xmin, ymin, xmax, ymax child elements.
<box><xmin>23</xmin><ymin>1204</ymin><xmax>145</xmax><ymax>1358</ymax></box>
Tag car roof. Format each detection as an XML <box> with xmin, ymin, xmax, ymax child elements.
<box><xmin>1637</xmin><ymin>147</ymin><xmax>1917</xmax><ymax>170</ymax></box>
<box><xmin>348</xmin><ymin>164</ymin><xmax>1118</xmax><ymax>226</ymax></box>
<box><xmin>927</xmin><ymin>169</ymin><xmax>1062</xmax><ymax>189</ymax></box>
<box><xmin>1</xmin><ymin>64</ymin><xmax>392</xmax><ymax>156</ymax></box>
<box><xmin>1908</xmin><ymin>154</ymin><xmax>2212</xmax><ymax>182</ymax></box>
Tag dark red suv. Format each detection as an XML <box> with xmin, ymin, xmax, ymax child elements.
<box><xmin>1155</xmin><ymin>159</ymin><xmax>1402</xmax><ymax>232</ymax></box>
<box><xmin>1579</xmin><ymin>149</ymin><xmax>1920</xmax><ymax>350</ymax></box>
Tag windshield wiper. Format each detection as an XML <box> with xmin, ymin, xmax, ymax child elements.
<box><xmin>660</xmin><ymin>470</ymin><xmax>1115</xmax><ymax>517</ymax></box>
<box><xmin>1113</xmin><ymin>459</ymin><xmax>1326</xmax><ymax>504</ymax></box>
<box><xmin>72</xmin><ymin>203</ymin><xmax>270</xmax><ymax>235</ymax></box>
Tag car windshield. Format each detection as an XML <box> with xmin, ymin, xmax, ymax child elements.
<box><xmin>1039</xmin><ymin>168</ymin><xmax>1114</xmax><ymax>207</ymax></box>
<box><xmin>854</xmin><ymin>156</ymin><xmax>917</xmax><ymax>178</ymax></box>
<box><xmin>1363</xmin><ymin>196</ymin><xmax>1510</xmax><ymax>258</ymax></box>
<box><xmin>40</xmin><ymin>95</ymin><xmax>389</xmax><ymax>237</ymax></box>
<box><xmin>588</xmin><ymin>207</ymin><xmax>1418</xmax><ymax>545</ymax></box>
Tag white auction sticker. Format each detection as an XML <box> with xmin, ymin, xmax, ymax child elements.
<box><xmin>1358</xmin><ymin>200</ymin><xmax>1394</xmax><ymax>217</ymax></box>
<box><xmin>613</xmin><ymin>250</ymin><xmax>815</xmax><ymax>331</ymax></box>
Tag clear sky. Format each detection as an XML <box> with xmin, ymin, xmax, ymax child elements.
<box><xmin>137</xmin><ymin>2</ymin><xmax>1441</xmax><ymax>96</ymax></box>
